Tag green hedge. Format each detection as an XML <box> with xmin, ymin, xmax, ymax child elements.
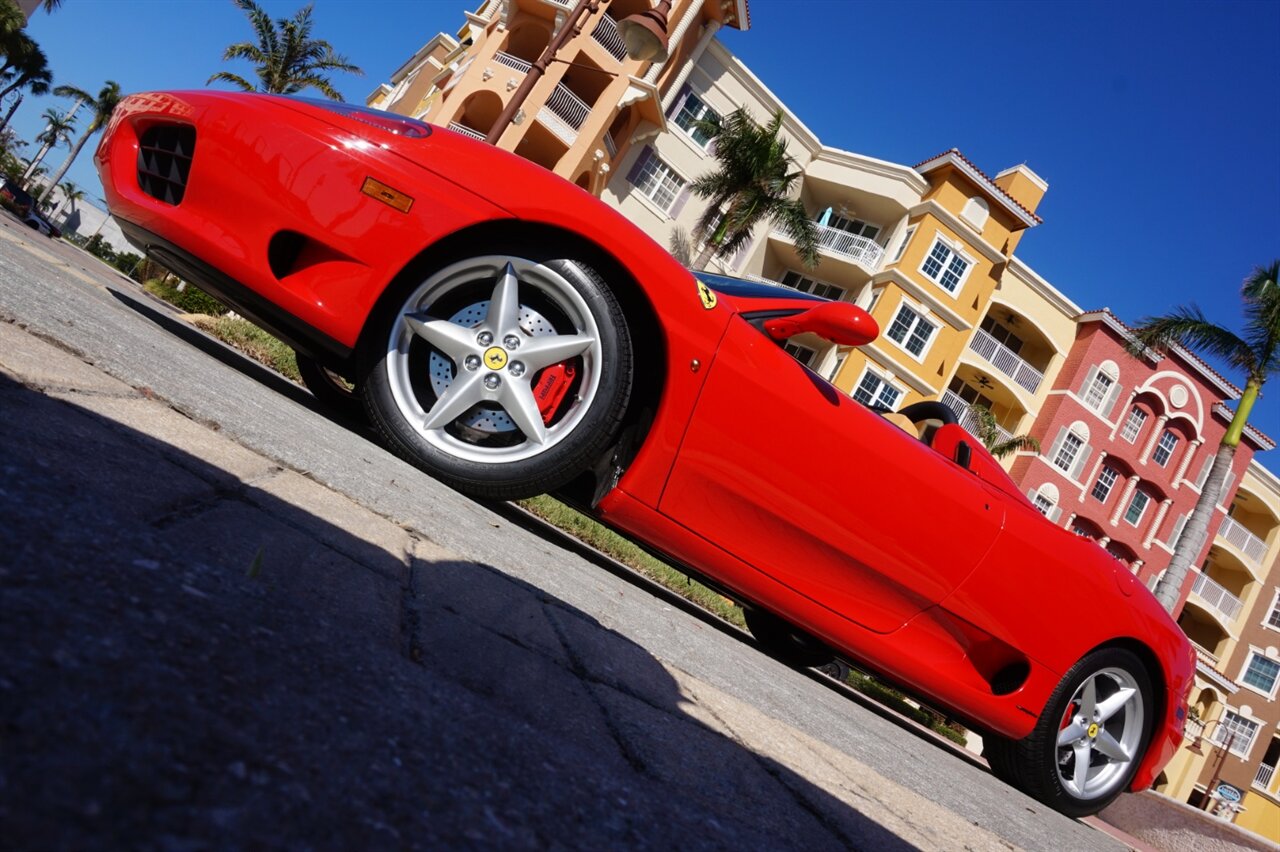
<box><xmin>143</xmin><ymin>278</ymin><xmax>230</xmax><ymax>316</ymax></box>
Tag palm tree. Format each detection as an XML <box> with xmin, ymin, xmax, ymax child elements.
<box><xmin>49</xmin><ymin>178</ymin><xmax>81</xmax><ymax>221</ymax></box>
<box><xmin>37</xmin><ymin>81</ymin><xmax>120</xmax><ymax>204</ymax></box>
<box><xmin>967</xmin><ymin>404</ymin><xmax>1041</xmax><ymax>459</ymax></box>
<box><xmin>21</xmin><ymin>105</ymin><xmax>73</xmax><ymax>185</ymax></box>
<box><xmin>0</xmin><ymin>33</ymin><xmax>52</xmax><ymax>106</ymax></box>
<box><xmin>208</xmin><ymin>0</ymin><xmax>362</xmax><ymax>101</ymax></box>
<box><xmin>1129</xmin><ymin>261</ymin><xmax>1280</xmax><ymax>613</ymax></box>
<box><xmin>688</xmin><ymin>107</ymin><xmax>819</xmax><ymax>271</ymax></box>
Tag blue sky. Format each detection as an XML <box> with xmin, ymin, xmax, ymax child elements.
<box><xmin>13</xmin><ymin>0</ymin><xmax>1280</xmax><ymax>444</ymax></box>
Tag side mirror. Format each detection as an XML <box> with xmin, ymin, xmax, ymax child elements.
<box><xmin>763</xmin><ymin>301</ymin><xmax>879</xmax><ymax>347</ymax></box>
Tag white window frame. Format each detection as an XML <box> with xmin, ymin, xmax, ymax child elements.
<box><xmin>917</xmin><ymin>234</ymin><xmax>974</xmax><ymax>295</ymax></box>
<box><xmin>1265</xmin><ymin>588</ymin><xmax>1280</xmax><ymax>633</ymax></box>
<box><xmin>1083</xmin><ymin>370</ymin><xmax>1115</xmax><ymax>410</ymax></box>
<box><xmin>1053</xmin><ymin>432</ymin><xmax>1085</xmax><ymax>475</ymax></box>
<box><xmin>1123</xmin><ymin>489</ymin><xmax>1151</xmax><ymax>526</ymax></box>
<box><xmin>826</xmin><ymin>352</ymin><xmax>847</xmax><ymax>383</ymax></box>
<box><xmin>1238</xmin><ymin>649</ymin><xmax>1280</xmax><ymax>700</ymax></box>
<box><xmin>1120</xmin><ymin>407</ymin><xmax>1148</xmax><ymax>443</ymax></box>
<box><xmin>672</xmin><ymin>90</ymin><xmax>719</xmax><ymax>149</ymax></box>
<box><xmin>1213</xmin><ymin>709</ymin><xmax>1261</xmax><ymax>759</ymax></box>
<box><xmin>851</xmin><ymin>366</ymin><xmax>902</xmax><ymax>410</ymax></box>
<box><xmin>1152</xmin><ymin>430</ymin><xmax>1179</xmax><ymax>467</ymax></box>
<box><xmin>783</xmin><ymin>341</ymin><xmax>818</xmax><ymax>367</ymax></box>
<box><xmin>1091</xmin><ymin>465</ymin><xmax>1119</xmax><ymax>503</ymax></box>
<box><xmin>884</xmin><ymin>301</ymin><xmax>938</xmax><ymax>362</ymax></box>
<box><xmin>632</xmin><ymin>152</ymin><xmax>686</xmax><ymax>212</ymax></box>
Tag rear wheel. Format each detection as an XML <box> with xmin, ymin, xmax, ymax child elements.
<box><xmin>359</xmin><ymin>253</ymin><xmax>632</xmax><ymax>500</ymax></box>
<box><xmin>985</xmin><ymin>647</ymin><xmax>1153</xmax><ymax>817</ymax></box>
<box><xmin>744</xmin><ymin>608</ymin><xmax>834</xmax><ymax>669</ymax></box>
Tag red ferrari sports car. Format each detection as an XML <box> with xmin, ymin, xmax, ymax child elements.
<box><xmin>96</xmin><ymin>91</ymin><xmax>1194</xmax><ymax>818</ymax></box>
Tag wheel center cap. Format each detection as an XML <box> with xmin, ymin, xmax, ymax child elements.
<box><xmin>483</xmin><ymin>346</ymin><xmax>508</xmax><ymax>370</ymax></box>
<box><xmin>1087</xmin><ymin>723</ymin><xmax>1099</xmax><ymax>739</ymax></box>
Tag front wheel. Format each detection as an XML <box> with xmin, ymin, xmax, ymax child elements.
<box><xmin>359</xmin><ymin>254</ymin><xmax>633</xmax><ymax>500</ymax></box>
<box><xmin>985</xmin><ymin>647</ymin><xmax>1153</xmax><ymax>818</ymax></box>
<box><xmin>295</xmin><ymin>352</ymin><xmax>362</xmax><ymax>418</ymax></box>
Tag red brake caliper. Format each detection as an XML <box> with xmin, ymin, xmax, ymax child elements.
<box><xmin>532</xmin><ymin>362</ymin><xmax>576</xmax><ymax>425</ymax></box>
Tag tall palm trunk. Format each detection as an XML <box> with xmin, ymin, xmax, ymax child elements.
<box><xmin>1151</xmin><ymin>377</ymin><xmax>1260</xmax><ymax>612</ymax></box>
<box><xmin>0</xmin><ymin>93</ymin><xmax>22</xmax><ymax>134</ymax></box>
<box><xmin>38</xmin><ymin>130</ymin><xmax>90</xmax><ymax>204</ymax></box>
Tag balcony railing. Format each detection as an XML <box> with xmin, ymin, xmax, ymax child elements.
<box><xmin>941</xmin><ymin>390</ymin><xmax>1013</xmax><ymax>447</ymax></box>
<box><xmin>447</xmin><ymin>122</ymin><xmax>487</xmax><ymax>142</ymax></box>
<box><xmin>1256</xmin><ymin>763</ymin><xmax>1276</xmax><ymax>790</ymax></box>
<box><xmin>967</xmin><ymin>329</ymin><xmax>1044</xmax><ymax>394</ymax></box>
<box><xmin>591</xmin><ymin>13</ymin><xmax>628</xmax><ymax>61</ymax></box>
<box><xmin>494</xmin><ymin>52</ymin><xmax>532</xmax><ymax>73</ymax></box>
<box><xmin>788</xmin><ymin>221</ymin><xmax>884</xmax><ymax>271</ymax></box>
<box><xmin>1190</xmin><ymin>571</ymin><xmax>1244</xmax><ymax>625</ymax></box>
<box><xmin>536</xmin><ymin>82</ymin><xmax>592</xmax><ymax>146</ymax></box>
<box><xmin>1217</xmin><ymin>514</ymin><xmax>1268</xmax><ymax>567</ymax></box>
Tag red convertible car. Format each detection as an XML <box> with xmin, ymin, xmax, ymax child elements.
<box><xmin>96</xmin><ymin>91</ymin><xmax>1194</xmax><ymax>818</ymax></box>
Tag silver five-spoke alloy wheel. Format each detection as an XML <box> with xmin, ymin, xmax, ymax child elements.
<box><xmin>1055</xmin><ymin>666</ymin><xmax>1145</xmax><ymax>801</ymax></box>
<box><xmin>385</xmin><ymin>256</ymin><xmax>604</xmax><ymax>463</ymax></box>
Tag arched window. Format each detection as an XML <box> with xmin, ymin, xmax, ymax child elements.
<box><xmin>1047</xmin><ymin>420</ymin><xmax>1092</xmax><ymax>479</ymax></box>
<box><xmin>1028</xmin><ymin>482</ymin><xmax>1061</xmax><ymax>521</ymax></box>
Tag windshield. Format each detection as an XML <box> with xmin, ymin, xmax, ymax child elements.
<box><xmin>691</xmin><ymin>271</ymin><xmax>826</xmax><ymax>303</ymax></box>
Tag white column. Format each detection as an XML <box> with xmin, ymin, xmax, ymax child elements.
<box><xmin>1173</xmin><ymin>438</ymin><xmax>1203</xmax><ymax>488</ymax></box>
<box><xmin>1065</xmin><ymin>512</ymin><xmax>1077</xmax><ymax>530</ymax></box>
<box><xmin>1144</xmin><ymin>498</ymin><xmax>1173</xmax><ymax>548</ymax></box>
<box><xmin>659</xmin><ymin>20</ymin><xmax>720</xmax><ymax>112</ymax></box>
<box><xmin>1111</xmin><ymin>475</ymin><xmax>1140</xmax><ymax>526</ymax></box>
<box><xmin>1139</xmin><ymin>415</ymin><xmax>1169</xmax><ymax>464</ymax></box>
<box><xmin>1081</xmin><ymin>451</ymin><xmax>1108</xmax><ymax>503</ymax></box>
<box><xmin>644</xmin><ymin>0</ymin><xmax>703</xmax><ymax>84</ymax></box>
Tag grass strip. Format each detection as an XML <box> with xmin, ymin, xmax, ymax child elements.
<box><xmin>189</xmin><ymin>314</ymin><xmax>302</xmax><ymax>383</ymax></box>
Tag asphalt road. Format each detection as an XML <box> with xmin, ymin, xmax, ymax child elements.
<box><xmin>0</xmin><ymin>216</ymin><xmax>1125</xmax><ymax>850</ymax></box>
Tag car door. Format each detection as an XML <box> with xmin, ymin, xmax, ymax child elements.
<box><xmin>659</xmin><ymin>315</ymin><xmax>1006</xmax><ymax>634</ymax></box>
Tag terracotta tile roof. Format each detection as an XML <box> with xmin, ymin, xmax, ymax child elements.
<box><xmin>913</xmin><ymin>148</ymin><xmax>1043</xmax><ymax>224</ymax></box>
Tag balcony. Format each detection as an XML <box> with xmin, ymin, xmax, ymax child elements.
<box><xmin>941</xmin><ymin>390</ymin><xmax>1013</xmax><ymax>446</ymax></box>
<box><xmin>1217</xmin><ymin>514</ymin><xmax>1268</xmax><ymax>568</ymax></box>
<box><xmin>1189</xmin><ymin>571</ymin><xmax>1244</xmax><ymax>627</ymax></box>
<box><xmin>967</xmin><ymin>329</ymin><xmax>1044</xmax><ymax>394</ymax></box>
<box><xmin>494</xmin><ymin>51</ymin><xmax>532</xmax><ymax>74</ymax></box>
<box><xmin>1256</xmin><ymin>763</ymin><xmax>1276</xmax><ymax>790</ymax></box>
<box><xmin>788</xmin><ymin>221</ymin><xmax>885</xmax><ymax>271</ymax></box>
<box><xmin>591</xmin><ymin>13</ymin><xmax>627</xmax><ymax>61</ymax></box>
<box><xmin>536</xmin><ymin>82</ymin><xmax>591</xmax><ymax>145</ymax></box>
<box><xmin>447</xmin><ymin>122</ymin><xmax>487</xmax><ymax>142</ymax></box>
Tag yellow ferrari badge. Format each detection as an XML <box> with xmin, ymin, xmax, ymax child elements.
<box><xmin>697</xmin><ymin>280</ymin><xmax>717</xmax><ymax>310</ymax></box>
<box><xmin>484</xmin><ymin>346</ymin><xmax>508</xmax><ymax>370</ymax></box>
<box><xmin>1087</xmin><ymin>723</ymin><xmax>1099</xmax><ymax>739</ymax></box>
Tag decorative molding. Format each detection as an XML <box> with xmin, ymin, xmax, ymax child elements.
<box><xmin>870</xmin><ymin>267</ymin><xmax>972</xmax><ymax>331</ymax></box>
<box><xmin>907</xmin><ymin>199</ymin><xmax>1006</xmax><ymax>265</ymax></box>
<box><xmin>915</xmin><ymin>150</ymin><xmax>1040</xmax><ymax>228</ymax></box>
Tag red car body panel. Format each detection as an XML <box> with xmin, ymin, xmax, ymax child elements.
<box><xmin>96</xmin><ymin>91</ymin><xmax>1193</xmax><ymax>795</ymax></box>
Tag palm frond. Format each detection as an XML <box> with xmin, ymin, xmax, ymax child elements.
<box><xmin>1129</xmin><ymin>307</ymin><xmax>1256</xmax><ymax>373</ymax></box>
<box><xmin>207</xmin><ymin>71</ymin><xmax>257</xmax><ymax>92</ymax></box>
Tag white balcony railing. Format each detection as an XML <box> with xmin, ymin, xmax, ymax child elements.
<box><xmin>535</xmin><ymin>82</ymin><xmax>591</xmax><ymax>146</ymax></box>
<box><xmin>1256</xmin><ymin>763</ymin><xmax>1276</xmax><ymax>790</ymax></box>
<box><xmin>1217</xmin><ymin>515</ymin><xmax>1268</xmax><ymax>567</ymax></box>
<box><xmin>941</xmin><ymin>390</ymin><xmax>1014</xmax><ymax>447</ymax></box>
<box><xmin>1190</xmin><ymin>571</ymin><xmax>1244</xmax><ymax>625</ymax></box>
<box><xmin>968</xmin><ymin>329</ymin><xmax>1045</xmax><ymax>394</ymax></box>
<box><xmin>591</xmin><ymin>13</ymin><xmax>628</xmax><ymax>61</ymax></box>
<box><xmin>792</xmin><ymin>221</ymin><xmax>885</xmax><ymax>271</ymax></box>
<box><xmin>447</xmin><ymin>122</ymin><xmax>487</xmax><ymax>142</ymax></box>
<box><xmin>494</xmin><ymin>52</ymin><xmax>532</xmax><ymax>73</ymax></box>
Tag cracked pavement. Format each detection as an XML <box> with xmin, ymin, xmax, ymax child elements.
<box><xmin>0</xmin><ymin>218</ymin><xmax>1123</xmax><ymax>850</ymax></box>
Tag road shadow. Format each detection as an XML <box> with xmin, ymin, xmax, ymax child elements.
<box><xmin>0</xmin><ymin>373</ymin><xmax>922</xmax><ymax>851</ymax></box>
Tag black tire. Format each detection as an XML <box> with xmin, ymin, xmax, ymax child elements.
<box><xmin>985</xmin><ymin>647</ymin><xmax>1154</xmax><ymax>818</ymax></box>
<box><xmin>359</xmin><ymin>253</ymin><xmax>633</xmax><ymax>500</ymax></box>
<box><xmin>744</xmin><ymin>608</ymin><xmax>833</xmax><ymax>669</ymax></box>
<box><xmin>295</xmin><ymin>352</ymin><xmax>363</xmax><ymax>417</ymax></box>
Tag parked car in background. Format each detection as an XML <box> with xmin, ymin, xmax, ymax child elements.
<box><xmin>1</xmin><ymin>179</ymin><xmax>60</xmax><ymax>238</ymax></box>
<box><xmin>96</xmin><ymin>90</ymin><xmax>1197</xmax><ymax>818</ymax></box>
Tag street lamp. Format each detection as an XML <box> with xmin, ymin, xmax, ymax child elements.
<box><xmin>484</xmin><ymin>0</ymin><xmax>672</xmax><ymax>145</ymax></box>
<box><xmin>1187</xmin><ymin>718</ymin><xmax>1239</xmax><ymax>812</ymax></box>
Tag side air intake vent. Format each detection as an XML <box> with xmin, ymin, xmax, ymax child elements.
<box><xmin>137</xmin><ymin>125</ymin><xmax>196</xmax><ymax>205</ymax></box>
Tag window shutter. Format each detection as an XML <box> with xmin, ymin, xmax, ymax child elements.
<box><xmin>668</xmin><ymin>185</ymin><xmax>692</xmax><ymax>217</ymax></box>
<box><xmin>1047</xmin><ymin>505</ymin><xmax>1063</xmax><ymax>523</ymax></box>
<box><xmin>1218</xmin><ymin>470</ymin><xmax>1237</xmax><ymax>505</ymax></box>
<box><xmin>1195</xmin><ymin>457</ymin><xmax>1212</xmax><ymax>489</ymax></box>
<box><xmin>1079</xmin><ymin>366</ymin><xmax>1097</xmax><ymax>397</ymax></box>
<box><xmin>1101</xmin><ymin>381</ymin><xmax>1123</xmax><ymax>418</ymax></box>
<box><xmin>1071</xmin><ymin>444</ymin><xmax>1092</xmax><ymax>481</ymax></box>
<box><xmin>668</xmin><ymin>84</ymin><xmax>691</xmax><ymax>119</ymax></box>
<box><xmin>625</xmin><ymin>145</ymin><xmax>653</xmax><ymax>185</ymax></box>
<box><xmin>1046</xmin><ymin>426</ymin><xmax>1067</xmax><ymax>466</ymax></box>
<box><xmin>1169</xmin><ymin>513</ymin><xmax>1187</xmax><ymax>547</ymax></box>
<box><xmin>1026</xmin><ymin>487</ymin><xmax>1039</xmax><ymax>502</ymax></box>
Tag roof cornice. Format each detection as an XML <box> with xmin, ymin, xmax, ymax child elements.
<box><xmin>703</xmin><ymin>39</ymin><xmax>821</xmax><ymax>154</ymax></box>
<box><xmin>1212</xmin><ymin>403</ymin><xmax>1276</xmax><ymax>451</ymax></box>
<box><xmin>915</xmin><ymin>150</ymin><xmax>1041</xmax><ymax>229</ymax></box>
<box><xmin>1005</xmin><ymin>257</ymin><xmax>1081</xmax><ymax>318</ymax></box>
<box><xmin>811</xmin><ymin>148</ymin><xmax>929</xmax><ymax>194</ymax></box>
